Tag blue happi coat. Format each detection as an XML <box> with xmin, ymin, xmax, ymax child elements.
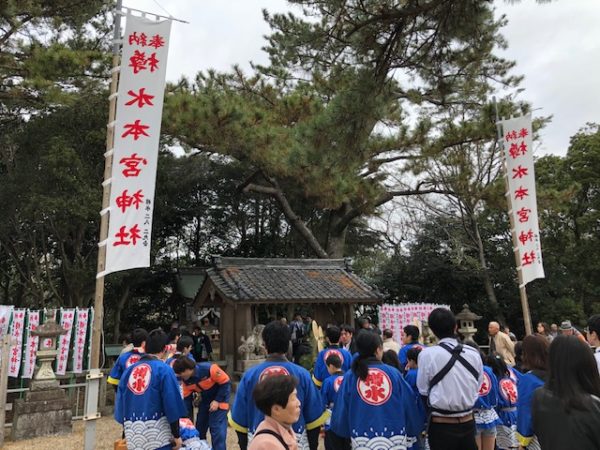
<box><xmin>330</xmin><ymin>359</ymin><xmax>424</xmax><ymax>450</ymax></box>
<box><xmin>114</xmin><ymin>356</ymin><xmax>187</xmax><ymax>450</ymax></box>
<box><xmin>398</xmin><ymin>343</ymin><xmax>422</xmax><ymax>370</ymax></box>
<box><xmin>404</xmin><ymin>368</ymin><xmax>418</xmax><ymax>392</ymax></box>
<box><xmin>312</xmin><ymin>345</ymin><xmax>352</xmax><ymax>387</ymax></box>
<box><xmin>229</xmin><ymin>356</ymin><xmax>327</xmax><ymax>450</ymax></box>
<box><xmin>321</xmin><ymin>371</ymin><xmax>344</xmax><ymax>430</ymax></box>
<box><xmin>496</xmin><ymin>368</ymin><xmax>521</xmax><ymax>427</ymax></box>
<box><xmin>474</xmin><ymin>365</ymin><xmax>501</xmax><ymax>429</ymax></box>
<box><xmin>404</xmin><ymin>367</ymin><xmax>427</xmax><ymax>433</ymax></box>
<box><xmin>517</xmin><ymin>370</ymin><xmax>545</xmax><ymax>448</ymax></box>
<box><xmin>107</xmin><ymin>348</ymin><xmax>144</xmax><ymax>386</ymax></box>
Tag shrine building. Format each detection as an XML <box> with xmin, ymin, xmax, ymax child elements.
<box><xmin>193</xmin><ymin>256</ymin><xmax>384</xmax><ymax>370</ymax></box>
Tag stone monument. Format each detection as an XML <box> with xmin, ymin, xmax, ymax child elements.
<box><xmin>420</xmin><ymin>320</ymin><xmax>438</xmax><ymax>346</ymax></box>
<box><xmin>236</xmin><ymin>324</ymin><xmax>267</xmax><ymax>372</ymax></box>
<box><xmin>11</xmin><ymin>319</ymin><xmax>73</xmax><ymax>440</ymax></box>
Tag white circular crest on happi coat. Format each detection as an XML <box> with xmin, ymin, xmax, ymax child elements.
<box><xmin>356</xmin><ymin>368</ymin><xmax>392</xmax><ymax>406</ymax></box>
<box><xmin>324</xmin><ymin>349</ymin><xmax>344</xmax><ymax>364</ymax></box>
<box><xmin>479</xmin><ymin>371</ymin><xmax>492</xmax><ymax>397</ymax></box>
<box><xmin>259</xmin><ymin>365</ymin><xmax>290</xmax><ymax>382</ymax></box>
<box><xmin>499</xmin><ymin>377</ymin><xmax>518</xmax><ymax>403</ymax></box>
<box><xmin>127</xmin><ymin>362</ymin><xmax>152</xmax><ymax>395</ymax></box>
<box><xmin>126</xmin><ymin>354</ymin><xmax>141</xmax><ymax>368</ymax></box>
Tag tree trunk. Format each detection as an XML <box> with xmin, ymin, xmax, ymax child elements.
<box><xmin>112</xmin><ymin>284</ymin><xmax>131</xmax><ymax>343</ymax></box>
<box><xmin>326</xmin><ymin>204</ymin><xmax>351</xmax><ymax>258</ymax></box>
<box><xmin>326</xmin><ymin>231</ymin><xmax>347</xmax><ymax>258</ymax></box>
<box><xmin>473</xmin><ymin>219</ymin><xmax>503</xmax><ymax>321</ymax></box>
<box><xmin>244</xmin><ymin>182</ymin><xmax>329</xmax><ymax>258</ymax></box>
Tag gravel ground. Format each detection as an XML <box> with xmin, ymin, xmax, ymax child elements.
<box><xmin>3</xmin><ymin>418</ymin><xmax>324</xmax><ymax>449</ymax></box>
<box><xmin>3</xmin><ymin>417</ymin><xmax>241</xmax><ymax>449</ymax></box>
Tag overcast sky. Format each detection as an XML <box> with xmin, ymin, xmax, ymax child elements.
<box><xmin>132</xmin><ymin>0</ymin><xmax>600</xmax><ymax>156</ymax></box>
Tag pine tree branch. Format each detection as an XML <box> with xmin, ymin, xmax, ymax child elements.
<box><xmin>334</xmin><ymin>183</ymin><xmax>453</xmax><ymax>233</ymax></box>
<box><xmin>0</xmin><ymin>15</ymin><xmax>32</xmax><ymax>47</ymax></box>
<box><xmin>345</xmin><ymin>0</ymin><xmax>448</xmax><ymax>37</ymax></box>
<box><xmin>242</xmin><ymin>182</ymin><xmax>329</xmax><ymax>258</ymax></box>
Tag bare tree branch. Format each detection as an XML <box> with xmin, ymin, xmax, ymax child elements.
<box><xmin>332</xmin><ymin>182</ymin><xmax>454</xmax><ymax>234</ymax></box>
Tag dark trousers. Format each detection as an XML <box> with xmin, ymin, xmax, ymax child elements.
<box><xmin>196</xmin><ymin>407</ymin><xmax>227</xmax><ymax>450</ymax></box>
<box><xmin>324</xmin><ymin>429</ymin><xmax>351</xmax><ymax>450</ymax></box>
<box><xmin>183</xmin><ymin>395</ymin><xmax>193</xmax><ymax>419</ymax></box>
<box><xmin>428</xmin><ymin>420</ymin><xmax>477</xmax><ymax>450</ymax></box>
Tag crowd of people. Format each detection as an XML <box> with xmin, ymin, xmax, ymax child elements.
<box><xmin>111</xmin><ymin>321</ymin><xmax>221</xmax><ymax>450</ymax></box>
<box><xmin>109</xmin><ymin>311</ymin><xmax>600</xmax><ymax>450</ymax></box>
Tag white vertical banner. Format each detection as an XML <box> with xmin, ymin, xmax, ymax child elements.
<box><xmin>8</xmin><ymin>309</ymin><xmax>26</xmax><ymax>377</ymax></box>
<box><xmin>56</xmin><ymin>308</ymin><xmax>75</xmax><ymax>375</ymax></box>
<box><xmin>103</xmin><ymin>14</ymin><xmax>172</xmax><ymax>276</ymax></box>
<box><xmin>500</xmin><ymin>115</ymin><xmax>545</xmax><ymax>285</ymax></box>
<box><xmin>72</xmin><ymin>308</ymin><xmax>90</xmax><ymax>373</ymax></box>
<box><xmin>378</xmin><ymin>304</ymin><xmax>449</xmax><ymax>344</ymax></box>
<box><xmin>22</xmin><ymin>310</ymin><xmax>40</xmax><ymax>379</ymax></box>
<box><xmin>0</xmin><ymin>305</ymin><xmax>13</xmax><ymax>336</ymax></box>
<box><xmin>87</xmin><ymin>307</ymin><xmax>94</xmax><ymax>371</ymax></box>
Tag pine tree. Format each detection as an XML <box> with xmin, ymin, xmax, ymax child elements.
<box><xmin>165</xmin><ymin>0</ymin><xmax>521</xmax><ymax>257</ymax></box>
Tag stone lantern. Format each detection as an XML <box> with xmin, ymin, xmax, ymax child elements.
<box><xmin>11</xmin><ymin>319</ymin><xmax>72</xmax><ymax>440</ymax></box>
<box><xmin>456</xmin><ymin>304</ymin><xmax>481</xmax><ymax>341</ymax></box>
<box><xmin>30</xmin><ymin>319</ymin><xmax>67</xmax><ymax>389</ymax></box>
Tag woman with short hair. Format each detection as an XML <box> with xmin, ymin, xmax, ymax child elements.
<box><xmin>249</xmin><ymin>375</ymin><xmax>301</xmax><ymax>450</ymax></box>
<box><xmin>532</xmin><ymin>336</ymin><xmax>600</xmax><ymax>449</ymax></box>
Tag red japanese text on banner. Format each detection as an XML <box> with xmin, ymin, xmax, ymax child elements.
<box><xmin>500</xmin><ymin>115</ymin><xmax>545</xmax><ymax>285</ymax></box>
<box><xmin>8</xmin><ymin>309</ymin><xmax>26</xmax><ymax>378</ymax></box>
<box><xmin>56</xmin><ymin>308</ymin><xmax>75</xmax><ymax>375</ymax></box>
<box><xmin>23</xmin><ymin>310</ymin><xmax>40</xmax><ymax>379</ymax></box>
<box><xmin>104</xmin><ymin>14</ymin><xmax>172</xmax><ymax>276</ymax></box>
<box><xmin>378</xmin><ymin>304</ymin><xmax>449</xmax><ymax>345</ymax></box>
<box><xmin>72</xmin><ymin>308</ymin><xmax>90</xmax><ymax>373</ymax></box>
<box><xmin>0</xmin><ymin>305</ymin><xmax>13</xmax><ymax>336</ymax></box>
<box><xmin>87</xmin><ymin>307</ymin><xmax>94</xmax><ymax>370</ymax></box>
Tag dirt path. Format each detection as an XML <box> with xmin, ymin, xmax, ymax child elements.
<box><xmin>4</xmin><ymin>417</ymin><xmax>326</xmax><ymax>449</ymax></box>
<box><xmin>3</xmin><ymin>417</ymin><xmax>242</xmax><ymax>449</ymax></box>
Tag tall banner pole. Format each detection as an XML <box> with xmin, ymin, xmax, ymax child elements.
<box><xmin>91</xmin><ymin>0</ymin><xmax>123</xmax><ymax>369</ymax></box>
<box><xmin>494</xmin><ymin>100</ymin><xmax>540</xmax><ymax>336</ymax></box>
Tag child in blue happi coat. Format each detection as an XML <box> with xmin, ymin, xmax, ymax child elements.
<box><xmin>464</xmin><ymin>340</ymin><xmax>501</xmax><ymax>450</ymax></box>
<box><xmin>486</xmin><ymin>354</ymin><xmax>521</xmax><ymax>450</ymax></box>
<box><xmin>312</xmin><ymin>325</ymin><xmax>352</xmax><ymax>387</ymax></box>
<box><xmin>404</xmin><ymin>346</ymin><xmax>428</xmax><ymax>450</ymax></box>
<box><xmin>404</xmin><ymin>346</ymin><xmax>422</xmax><ymax>392</ymax></box>
<box><xmin>321</xmin><ymin>353</ymin><xmax>350</xmax><ymax>450</ymax></box>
